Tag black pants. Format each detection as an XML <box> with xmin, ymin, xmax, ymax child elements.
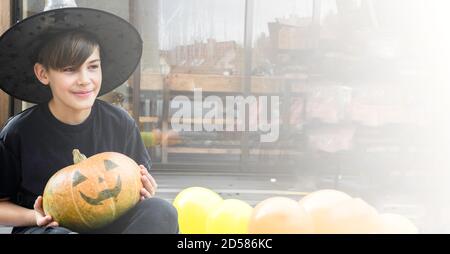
<box><xmin>12</xmin><ymin>198</ymin><xmax>179</xmax><ymax>234</ymax></box>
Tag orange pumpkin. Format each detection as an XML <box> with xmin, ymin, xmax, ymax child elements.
<box><xmin>248</xmin><ymin>197</ymin><xmax>315</xmax><ymax>234</ymax></box>
<box><xmin>313</xmin><ymin>198</ymin><xmax>380</xmax><ymax>234</ymax></box>
<box><xmin>43</xmin><ymin>149</ymin><xmax>142</xmax><ymax>232</ymax></box>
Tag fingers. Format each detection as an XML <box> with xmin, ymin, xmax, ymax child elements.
<box><xmin>139</xmin><ymin>165</ymin><xmax>157</xmax><ymax>200</ymax></box>
<box><xmin>33</xmin><ymin>196</ymin><xmax>45</xmax><ymax>215</ymax></box>
<box><xmin>140</xmin><ymin>165</ymin><xmax>158</xmax><ymax>191</ymax></box>
<box><xmin>37</xmin><ymin>215</ymin><xmax>53</xmax><ymax>227</ymax></box>
<box><xmin>37</xmin><ymin>215</ymin><xmax>59</xmax><ymax>228</ymax></box>
<box><xmin>46</xmin><ymin>221</ymin><xmax>59</xmax><ymax>228</ymax></box>
<box><xmin>34</xmin><ymin>196</ymin><xmax>59</xmax><ymax>228</ymax></box>
<box><xmin>140</xmin><ymin>188</ymin><xmax>152</xmax><ymax>199</ymax></box>
<box><xmin>145</xmin><ymin>171</ymin><xmax>158</xmax><ymax>190</ymax></box>
<box><xmin>141</xmin><ymin>176</ymin><xmax>155</xmax><ymax>196</ymax></box>
<box><xmin>140</xmin><ymin>165</ymin><xmax>158</xmax><ymax>187</ymax></box>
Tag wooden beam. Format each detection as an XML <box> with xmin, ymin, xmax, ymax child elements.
<box><xmin>0</xmin><ymin>0</ymin><xmax>10</xmax><ymax>34</ymax></box>
<box><xmin>164</xmin><ymin>73</ymin><xmax>308</xmax><ymax>94</ymax></box>
<box><xmin>0</xmin><ymin>0</ymin><xmax>11</xmax><ymax>127</ymax></box>
<box><xmin>129</xmin><ymin>0</ymin><xmax>142</xmax><ymax>126</ymax></box>
<box><xmin>167</xmin><ymin>147</ymin><xmax>303</xmax><ymax>156</ymax></box>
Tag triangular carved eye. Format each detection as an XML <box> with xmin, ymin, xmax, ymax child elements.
<box><xmin>104</xmin><ymin>160</ymin><xmax>118</xmax><ymax>171</ymax></box>
<box><xmin>73</xmin><ymin>171</ymin><xmax>88</xmax><ymax>187</ymax></box>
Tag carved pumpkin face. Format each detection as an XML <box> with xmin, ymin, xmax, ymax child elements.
<box><xmin>43</xmin><ymin>150</ymin><xmax>142</xmax><ymax>232</ymax></box>
<box><xmin>73</xmin><ymin>159</ymin><xmax>122</xmax><ymax>206</ymax></box>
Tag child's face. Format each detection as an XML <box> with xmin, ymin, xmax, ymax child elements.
<box><xmin>35</xmin><ymin>48</ymin><xmax>102</xmax><ymax>111</ymax></box>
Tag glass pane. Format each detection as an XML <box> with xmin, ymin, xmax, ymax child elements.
<box><xmin>250</xmin><ymin>0</ymin><xmax>437</xmax><ymax>231</ymax></box>
<box><xmin>138</xmin><ymin>0</ymin><xmax>246</xmax><ymax>166</ymax></box>
<box><xmin>249</xmin><ymin>0</ymin><xmax>314</xmax><ymax>170</ymax></box>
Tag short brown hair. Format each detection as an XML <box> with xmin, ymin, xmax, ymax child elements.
<box><xmin>35</xmin><ymin>30</ymin><xmax>100</xmax><ymax>71</ymax></box>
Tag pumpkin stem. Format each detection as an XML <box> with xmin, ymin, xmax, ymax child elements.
<box><xmin>73</xmin><ymin>149</ymin><xmax>87</xmax><ymax>164</ymax></box>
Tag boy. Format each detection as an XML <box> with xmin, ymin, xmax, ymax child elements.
<box><xmin>0</xmin><ymin>7</ymin><xmax>178</xmax><ymax>234</ymax></box>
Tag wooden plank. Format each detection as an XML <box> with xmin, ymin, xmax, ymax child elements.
<box><xmin>141</xmin><ymin>71</ymin><xmax>164</xmax><ymax>91</ymax></box>
<box><xmin>0</xmin><ymin>0</ymin><xmax>11</xmax><ymax>127</ymax></box>
<box><xmin>0</xmin><ymin>91</ymin><xmax>8</xmax><ymax>127</ymax></box>
<box><xmin>166</xmin><ymin>73</ymin><xmax>241</xmax><ymax>93</ymax></box>
<box><xmin>0</xmin><ymin>0</ymin><xmax>9</xmax><ymax>35</ymax></box>
<box><xmin>161</xmin><ymin>73</ymin><xmax>308</xmax><ymax>94</ymax></box>
<box><xmin>167</xmin><ymin>147</ymin><xmax>242</xmax><ymax>155</ymax></box>
<box><xmin>139</xmin><ymin>116</ymin><xmax>160</xmax><ymax>123</ymax></box>
<box><xmin>167</xmin><ymin>117</ymin><xmax>236</xmax><ymax>125</ymax></box>
<box><xmin>167</xmin><ymin>147</ymin><xmax>302</xmax><ymax>156</ymax></box>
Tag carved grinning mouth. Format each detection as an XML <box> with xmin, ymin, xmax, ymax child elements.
<box><xmin>79</xmin><ymin>175</ymin><xmax>122</xmax><ymax>206</ymax></box>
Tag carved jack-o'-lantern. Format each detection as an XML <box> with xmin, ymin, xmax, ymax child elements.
<box><xmin>43</xmin><ymin>149</ymin><xmax>143</xmax><ymax>232</ymax></box>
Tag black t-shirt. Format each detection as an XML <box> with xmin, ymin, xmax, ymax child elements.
<box><xmin>0</xmin><ymin>99</ymin><xmax>151</xmax><ymax>209</ymax></box>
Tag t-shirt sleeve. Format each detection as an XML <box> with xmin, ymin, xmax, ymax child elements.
<box><xmin>0</xmin><ymin>139</ymin><xmax>21</xmax><ymax>199</ymax></box>
<box><xmin>124</xmin><ymin>121</ymin><xmax>152</xmax><ymax>171</ymax></box>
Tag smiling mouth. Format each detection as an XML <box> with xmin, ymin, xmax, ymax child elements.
<box><xmin>79</xmin><ymin>176</ymin><xmax>122</xmax><ymax>206</ymax></box>
<box><xmin>72</xmin><ymin>90</ymin><xmax>93</xmax><ymax>95</ymax></box>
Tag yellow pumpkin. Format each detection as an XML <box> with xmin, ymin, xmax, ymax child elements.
<box><xmin>43</xmin><ymin>149</ymin><xmax>142</xmax><ymax>232</ymax></box>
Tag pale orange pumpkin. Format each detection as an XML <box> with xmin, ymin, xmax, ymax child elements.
<box><xmin>43</xmin><ymin>149</ymin><xmax>143</xmax><ymax>232</ymax></box>
<box><xmin>248</xmin><ymin>197</ymin><xmax>315</xmax><ymax>234</ymax></box>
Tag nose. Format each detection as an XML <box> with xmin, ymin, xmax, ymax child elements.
<box><xmin>77</xmin><ymin>69</ymin><xmax>91</xmax><ymax>86</ymax></box>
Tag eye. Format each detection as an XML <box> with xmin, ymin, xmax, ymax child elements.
<box><xmin>89</xmin><ymin>65</ymin><xmax>99</xmax><ymax>70</ymax></box>
<box><xmin>73</xmin><ymin>170</ymin><xmax>88</xmax><ymax>187</ymax></box>
<box><xmin>63</xmin><ymin>67</ymin><xmax>75</xmax><ymax>72</ymax></box>
<box><xmin>104</xmin><ymin>160</ymin><xmax>118</xmax><ymax>171</ymax></box>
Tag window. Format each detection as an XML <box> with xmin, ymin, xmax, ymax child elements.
<box><xmin>18</xmin><ymin>0</ymin><xmax>431</xmax><ymax>176</ymax></box>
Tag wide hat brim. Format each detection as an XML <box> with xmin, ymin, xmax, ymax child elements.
<box><xmin>0</xmin><ymin>7</ymin><xmax>142</xmax><ymax>104</ymax></box>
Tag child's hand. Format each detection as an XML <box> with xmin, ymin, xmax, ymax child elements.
<box><xmin>34</xmin><ymin>196</ymin><xmax>59</xmax><ymax>228</ymax></box>
<box><xmin>139</xmin><ymin>165</ymin><xmax>158</xmax><ymax>201</ymax></box>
